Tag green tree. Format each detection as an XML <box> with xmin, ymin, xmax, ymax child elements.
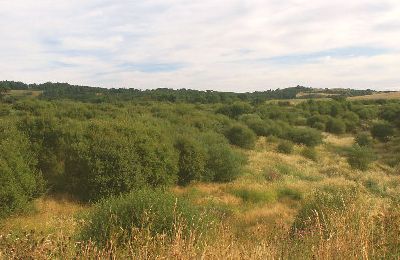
<box><xmin>225</xmin><ymin>124</ymin><xmax>257</xmax><ymax>149</ymax></box>
<box><xmin>371</xmin><ymin>122</ymin><xmax>394</xmax><ymax>142</ymax></box>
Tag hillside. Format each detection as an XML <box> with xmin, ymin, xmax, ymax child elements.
<box><xmin>1</xmin><ymin>82</ymin><xmax>400</xmax><ymax>258</ymax></box>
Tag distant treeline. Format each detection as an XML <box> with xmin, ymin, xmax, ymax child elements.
<box><xmin>0</xmin><ymin>81</ymin><xmax>375</xmax><ymax>103</ymax></box>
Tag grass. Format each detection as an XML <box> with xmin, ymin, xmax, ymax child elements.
<box><xmin>6</xmin><ymin>90</ymin><xmax>43</xmax><ymax>97</ymax></box>
<box><xmin>348</xmin><ymin>91</ymin><xmax>400</xmax><ymax>100</ymax></box>
<box><xmin>1</xmin><ymin>133</ymin><xmax>400</xmax><ymax>258</ymax></box>
<box><xmin>0</xmin><ymin>195</ymin><xmax>85</xmax><ymax>236</ymax></box>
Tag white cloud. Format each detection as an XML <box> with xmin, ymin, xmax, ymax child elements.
<box><xmin>0</xmin><ymin>0</ymin><xmax>399</xmax><ymax>91</ymax></box>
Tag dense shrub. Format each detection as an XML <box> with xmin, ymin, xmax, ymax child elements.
<box><xmin>286</xmin><ymin>127</ymin><xmax>322</xmax><ymax>147</ymax></box>
<box><xmin>306</xmin><ymin>115</ymin><xmax>329</xmax><ymax>130</ymax></box>
<box><xmin>371</xmin><ymin>122</ymin><xmax>394</xmax><ymax>142</ymax></box>
<box><xmin>224</xmin><ymin>124</ymin><xmax>257</xmax><ymax>149</ymax></box>
<box><xmin>80</xmin><ymin>188</ymin><xmax>213</xmax><ymax>245</ymax></box>
<box><xmin>342</xmin><ymin>111</ymin><xmax>360</xmax><ymax>132</ymax></box>
<box><xmin>301</xmin><ymin>147</ymin><xmax>318</xmax><ymax>161</ymax></box>
<box><xmin>355</xmin><ymin>133</ymin><xmax>373</xmax><ymax>147</ymax></box>
<box><xmin>347</xmin><ymin>145</ymin><xmax>375</xmax><ymax>171</ymax></box>
<box><xmin>0</xmin><ymin>122</ymin><xmax>44</xmax><ymax>218</ymax></box>
<box><xmin>216</xmin><ymin>102</ymin><xmax>252</xmax><ymax>119</ymax></box>
<box><xmin>175</xmin><ymin>135</ymin><xmax>206</xmax><ymax>185</ymax></box>
<box><xmin>200</xmin><ymin>133</ymin><xmax>245</xmax><ymax>182</ymax></box>
<box><xmin>277</xmin><ymin>140</ymin><xmax>294</xmax><ymax>154</ymax></box>
<box><xmin>291</xmin><ymin>182</ymin><xmax>361</xmax><ymax>236</ymax></box>
<box><xmin>239</xmin><ymin>114</ymin><xmax>271</xmax><ymax>136</ymax></box>
<box><xmin>326</xmin><ymin>118</ymin><xmax>346</xmax><ymax>134</ymax></box>
<box><xmin>64</xmin><ymin>121</ymin><xmax>179</xmax><ymax>201</ymax></box>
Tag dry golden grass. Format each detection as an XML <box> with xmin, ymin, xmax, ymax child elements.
<box><xmin>6</xmin><ymin>89</ymin><xmax>43</xmax><ymax>97</ymax></box>
<box><xmin>0</xmin><ymin>195</ymin><xmax>86</xmax><ymax>236</ymax></box>
<box><xmin>323</xmin><ymin>133</ymin><xmax>354</xmax><ymax>147</ymax></box>
<box><xmin>348</xmin><ymin>91</ymin><xmax>400</xmax><ymax>100</ymax></box>
<box><xmin>2</xmin><ymin>136</ymin><xmax>400</xmax><ymax>259</ymax></box>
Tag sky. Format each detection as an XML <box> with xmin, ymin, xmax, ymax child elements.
<box><xmin>0</xmin><ymin>0</ymin><xmax>399</xmax><ymax>91</ymax></box>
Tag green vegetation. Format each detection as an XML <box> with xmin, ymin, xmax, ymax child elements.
<box><xmin>347</xmin><ymin>145</ymin><xmax>376</xmax><ymax>171</ymax></box>
<box><xmin>277</xmin><ymin>140</ymin><xmax>294</xmax><ymax>154</ymax></box>
<box><xmin>80</xmin><ymin>188</ymin><xmax>212</xmax><ymax>245</ymax></box>
<box><xmin>1</xmin><ymin>81</ymin><xmax>400</xmax><ymax>259</ymax></box>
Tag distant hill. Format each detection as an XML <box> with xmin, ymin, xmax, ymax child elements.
<box><xmin>0</xmin><ymin>80</ymin><xmax>387</xmax><ymax>104</ymax></box>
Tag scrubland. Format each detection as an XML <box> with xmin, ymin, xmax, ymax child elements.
<box><xmin>1</xmin><ymin>83</ymin><xmax>400</xmax><ymax>259</ymax></box>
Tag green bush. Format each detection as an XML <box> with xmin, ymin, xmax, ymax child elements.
<box><xmin>291</xmin><ymin>182</ymin><xmax>361</xmax><ymax>237</ymax></box>
<box><xmin>313</xmin><ymin>122</ymin><xmax>326</xmax><ymax>131</ymax></box>
<box><xmin>231</xmin><ymin>188</ymin><xmax>276</xmax><ymax>204</ymax></box>
<box><xmin>201</xmin><ymin>133</ymin><xmax>245</xmax><ymax>182</ymax></box>
<box><xmin>371</xmin><ymin>122</ymin><xmax>394</xmax><ymax>142</ymax></box>
<box><xmin>355</xmin><ymin>133</ymin><xmax>373</xmax><ymax>147</ymax></box>
<box><xmin>216</xmin><ymin>102</ymin><xmax>252</xmax><ymax>119</ymax></box>
<box><xmin>224</xmin><ymin>124</ymin><xmax>257</xmax><ymax>149</ymax></box>
<box><xmin>175</xmin><ymin>135</ymin><xmax>206</xmax><ymax>185</ymax></box>
<box><xmin>326</xmin><ymin>118</ymin><xmax>346</xmax><ymax>134</ymax></box>
<box><xmin>0</xmin><ymin>122</ymin><xmax>44</xmax><ymax>218</ymax></box>
<box><xmin>65</xmin><ymin>121</ymin><xmax>179</xmax><ymax>201</ymax></box>
<box><xmin>301</xmin><ymin>147</ymin><xmax>318</xmax><ymax>161</ymax></box>
<box><xmin>80</xmin><ymin>188</ymin><xmax>213</xmax><ymax>245</ymax></box>
<box><xmin>239</xmin><ymin>114</ymin><xmax>271</xmax><ymax>136</ymax></box>
<box><xmin>286</xmin><ymin>127</ymin><xmax>322</xmax><ymax>147</ymax></box>
<box><xmin>277</xmin><ymin>140</ymin><xmax>294</xmax><ymax>154</ymax></box>
<box><xmin>347</xmin><ymin>145</ymin><xmax>375</xmax><ymax>171</ymax></box>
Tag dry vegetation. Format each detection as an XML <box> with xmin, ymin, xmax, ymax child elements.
<box><xmin>2</xmin><ymin>134</ymin><xmax>400</xmax><ymax>259</ymax></box>
<box><xmin>348</xmin><ymin>91</ymin><xmax>400</xmax><ymax>100</ymax></box>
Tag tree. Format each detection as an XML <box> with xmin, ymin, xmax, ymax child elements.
<box><xmin>326</xmin><ymin>118</ymin><xmax>346</xmax><ymax>134</ymax></box>
<box><xmin>371</xmin><ymin>122</ymin><xmax>394</xmax><ymax>142</ymax></box>
<box><xmin>225</xmin><ymin>124</ymin><xmax>257</xmax><ymax>149</ymax></box>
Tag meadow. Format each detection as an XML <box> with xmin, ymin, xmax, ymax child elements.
<box><xmin>1</xmin><ymin>82</ymin><xmax>400</xmax><ymax>259</ymax></box>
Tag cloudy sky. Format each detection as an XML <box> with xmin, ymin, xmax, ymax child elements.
<box><xmin>0</xmin><ymin>0</ymin><xmax>399</xmax><ymax>91</ymax></box>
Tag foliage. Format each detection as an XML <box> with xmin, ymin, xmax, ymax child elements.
<box><xmin>224</xmin><ymin>123</ymin><xmax>257</xmax><ymax>149</ymax></box>
<box><xmin>0</xmin><ymin>121</ymin><xmax>44</xmax><ymax>218</ymax></box>
<box><xmin>291</xmin><ymin>182</ymin><xmax>361</xmax><ymax>236</ymax></box>
<box><xmin>286</xmin><ymin>127</ymin><xmax>323</xmax><ymax>147</ymax></box>
<box><xmin>326</xmin><ymin>118</ymin><xmax>346</xmax><ymax>134</ymax></box>
<box><xmin>80</xmin><ymin>188</ymin><xmax>213</xmax><ymax>245</ymax></box>
<box><xmin>347</xmin><ymin>145</ymin><xmax>375</xmax><ymax>171</ymax></box>
<box><xmin>64</xmin><ymin>120</ymin><xmax>179</xmax><ymax>201</ymax></box>
<box><xmin>371</xmin><ymin>122</ymin><xmax>395</xmax><ymax>142</ymax></box>
<box><xmin>355</xmin><ymin>133</ymin><xmax>373</xmax><ymax>147</ymax></box>
<box><xmin>301</xmin><ymin>147</ymin><xmax>318</xmax><ymax>161</ymax></box>
<box><xmin>277</xmin><ymin>140</ymin><xmax>294</xmax><ymax>154</ymax></box>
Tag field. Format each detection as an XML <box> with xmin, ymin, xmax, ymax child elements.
<box><xmin>348</xmin><ymin>91</ymin><xmax>400</xmax><ymax>100</ymax></box>
<box><xmin>1</xmin><ymin>134</ymin><xmax>400</xmax><ymax>258</ymax></box>
<box><xmin>1</xmin><ymin>84</ymin><xmax>400</xmax><ymax>259</ymax></box>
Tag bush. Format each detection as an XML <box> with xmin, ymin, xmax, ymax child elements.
<box><xmin>301</xmin><ymin>147</ymin><xmax>318</xmax><ymax>161</ymax></box>
<box><xmin>224</xmin><ymin>124</ymin><xmax>257</xmax><ymax>149</ymax></box>
<box><xmin>175</xmin><ymin>135</ymin><xmax>206</xmax><ymax>185</ymax></box>
<box><xmin>201</xmin><ymin>133</ymin><xmax>245</xmax><ymax>182</ymax></box>
<box><xmin>216</xmin><ymin>102</ymin><xmax>252</xmax><ymax>119</ymax></box>
<box><xmin>239</xmin><ymin>114</ymin><xmax>271</xmax><ymax>136</ymax></box>
<box><xmin>371</xmin><ymin>122</ymin><xmax>394</xmax><ymax>142</ymax></box>
<box><xmin>64</xmin><ymin>121</ymin><xmax>179</xmax><ymax>202</ymax></box>
<box><xmin>286</xmin><ymin>127</ymin><xmax>322</xmax><ymax>147</ymax></box>
<box><xmin>277</xmin><ymin>140</ymin><xmax>294</xmax><ymax>154</ymax></box>
<box><xmin>313</xmin><ymin>122</ymin><xmax>326</xmax><ymax>131</ymax></box>
<box><xmin>355</xmin><ymin>133</ymin><xmax>373</xmax><ymax>147</ymax></box>
<box><xmin>80</xmin><ymin>188</ymin><xmax>213</xmax><ymax>245</ymax></box>
<box><xmin>326</xmin><ymin>118</ymin><xmax>346</xmax><ymax>134</ymax></box>
<box><xmin>0</xmin><ymin>122</ymin><xmax>44</xmax><ymax>218</ymax></box>
<box><xmin>291</xmin><ymin>182</ymin><xmax>361</xmax><ymax>237</ymax></box>
<box><xmin>347</xmin><ymin>145</ymin><xmax>375</xmax><ymax>171</ymax></box>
